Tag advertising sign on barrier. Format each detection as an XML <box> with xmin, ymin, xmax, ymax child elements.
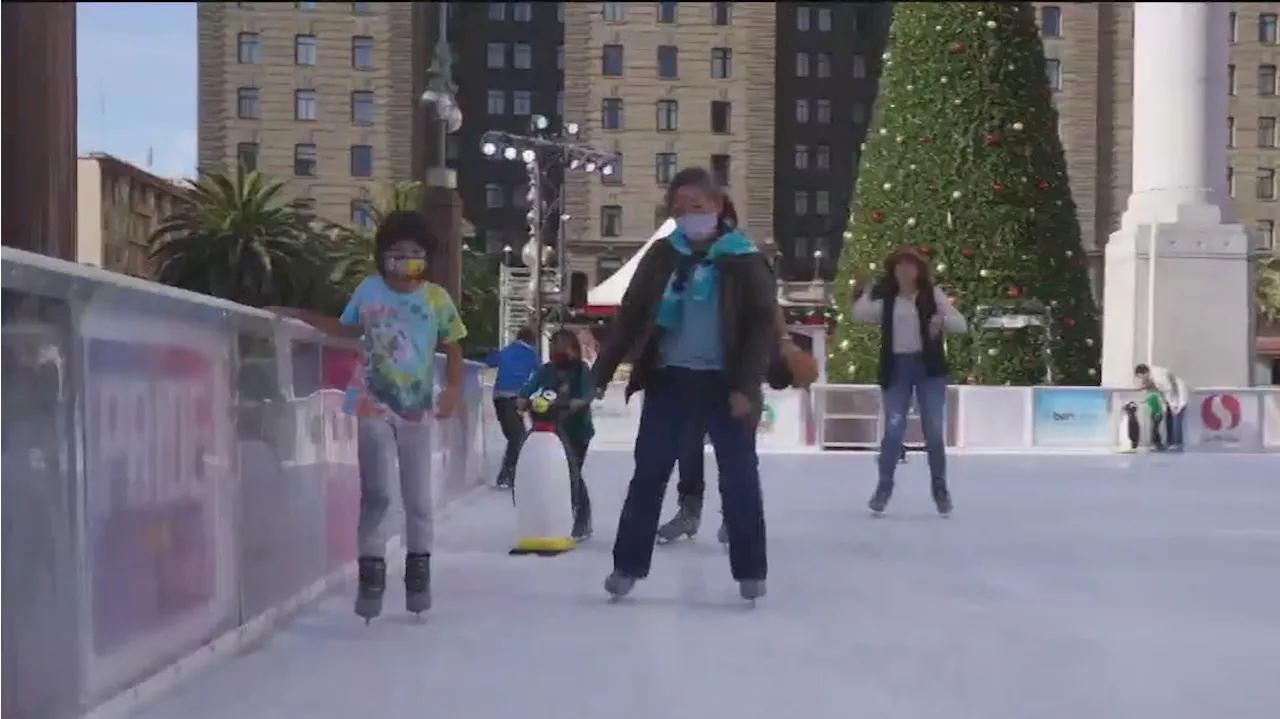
<box><xmin>1266</xmin><ymin>391</ymin><xmax>1280</xmax><ymax>449</ymax></box>
<box><xmin>1032</xmin><ymin>388</ymin><xmax>1111</xmax><ymax>446</ymax></box>
<box><xmin>1187</xmin><ymin>390</ymin><xmax>1263</xmax><ymax>452</ymax></box>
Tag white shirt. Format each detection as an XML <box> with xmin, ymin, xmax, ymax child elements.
<box><xmin>850</xmin><ymin>287</ymin><xmax>968</xmax><ymax>353</ymax></box>
<box><xmin>1143</xmin><ymin>365</ymin><xmax>1189</xmax><ymax>410</ymax></box>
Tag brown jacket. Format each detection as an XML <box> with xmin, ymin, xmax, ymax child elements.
<box><xmin>593</xmin><ymin>237</ymin><xmax>778</xmax><ymax>401</ymax></box>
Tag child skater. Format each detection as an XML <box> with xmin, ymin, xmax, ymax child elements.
<box><xmin>269</xmin><ymin>210</ymin><xmax>467</xmax><ymax>622</ymax></box>
<box><xmin>517</xmin><ymin>329</ymin><xmax>596</xmax><ymax>540</ymax></box>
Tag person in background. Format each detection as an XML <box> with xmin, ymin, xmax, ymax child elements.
<box><xmin>270</xmin><ymin>210</ymin><xmax>466</xmax><ymax>622</ymax></box>
<box><xmin>1135</xmin><ymin>363</ymin><xmax>1189</xmax><ymax>451</ymax></box>
<box><xmin>516</xmin><ymin>329</ymin><xmax>596</xmax><ymax>540</ymax></box>
<box><xmin>593</xmin><ymin>167</ymin><xmax>778</xmax><ymax>602</ymax></box>
<box><xmin>849</xmin><ymin>247</ymin><xmax>967</xmax><ymax>516</ymax></box>
<box><xmin>484</xmin><ymin>326</ymin><xmax>540</xmax><ymax>487</ymax></box>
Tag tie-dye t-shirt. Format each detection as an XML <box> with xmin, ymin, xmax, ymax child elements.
<box><xmin>339</xmin><ymin>276</ymin><xmax>467</xmax><ymax>419</ymax></box>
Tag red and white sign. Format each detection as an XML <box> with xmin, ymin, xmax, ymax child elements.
<box><xmin>1188</xmin><ymin>391</ymin><xmax>1263</xmax><ymax>452</ymax></box>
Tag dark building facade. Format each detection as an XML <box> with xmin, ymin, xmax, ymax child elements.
<box><xmin>773</xmin><ymin>3</ymin><xmax>890</xmax><ymax>281</ymax></box>
<box><xmin>447</xmin><ymin>2</ymin><xmax>565</xmax><ymax>258</ymax></box>
<box><xmin>2</xmin><ymin>3</ymin><xmax>78</xmax><ymax>262</ymax></box>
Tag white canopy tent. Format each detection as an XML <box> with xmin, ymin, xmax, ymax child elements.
<box><xmin>584</xmin><ymin>218</ymin><xmax>676</xmax><ymax>309</ymax></box>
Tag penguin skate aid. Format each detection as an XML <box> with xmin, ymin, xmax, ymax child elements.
<box><xmin>511</xmin><ymin>329</ymin><xmax>597</xmax><ymax>553</ymax></box>
<box><xmin>592</xmin><ymin>168</ymin><xmax>774</xmax><ymax>603</ymax></box>
<box><xmin>267</xmin><ymin>210</ymin><xmax>468</xmax><ymax>623</ymax></box>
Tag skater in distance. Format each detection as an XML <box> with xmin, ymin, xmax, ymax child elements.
<box><xmin>483</xmin><ymin>326</ymin><xmax>540</xmax><ymax>488</ymax></box>
<box><xmin>269</xmin><ymin>210</ymin><xmax>468</xmax><ymax>622</ymax></box>
<box><xmin>1134</xmin><ymin>363</ymin><xmax>1189</xmax><ymax>451</ymax></box>
<box><xmin>850</xmin><ymin>247</ymin><xmax>967</xmax><ymax>516</ymax></box>
<box><xmin>592</xmin><ymin>166</ymin><xmax>778</xmax><ymax>602</ymax></box>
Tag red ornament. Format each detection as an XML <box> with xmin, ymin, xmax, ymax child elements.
<box><xmin>1038</xmin><ymin>180</ymin><xmax>1050</xmax><ymax>190</ymax></box>
<box><xmin>919</xmin><ymin>135</ymin><xmax>931</xmax><ymax>142</ymax></box>
<box><xmin>1065</xmin><ymin>317</ymin><xmax>1076</xmax><ymax>327</ymax></box>
<box><xmin>961</xmin><ymin>248</ymin><xmax>975</xmax><ymax>257</ymax></box>
<box><xmin>1007</xmin><ymin>287</ymin><xmax>1021</xmax><ymax>298</ymax></box>
<box><xmin>985</xmin><ymin>133</ymin><xmax>1001</xmax><ymax>147</ymax></box>
<box><xmin>871</xmin><ymin>211</ymin><xmax>884</xmax><ymax>222</ymax></box>
<box><xmin>953</xmin><ymin>42</ymin><xmax>966</xmax><ymax>53</ymax></box>
<box><xmin>993</xmin><ymin>183</ymin><xmax>1003</xmax><ymax>192</ymax></box>
<box><xmin>919</xmin><ymin>244</ymin><xmax>931</xmax><ymax>254</ymax></box>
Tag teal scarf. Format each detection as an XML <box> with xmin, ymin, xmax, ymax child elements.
<box><xmin>655</xmin><ymin>228</ymin><xmax>757</xmax><ymax>331</ymax></box>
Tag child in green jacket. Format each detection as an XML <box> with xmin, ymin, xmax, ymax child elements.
<box><xmin>517</xmin><ymin>329</ymin><xmax>595</xmax><ymax>539</ymax></box>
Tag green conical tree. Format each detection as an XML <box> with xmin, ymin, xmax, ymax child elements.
<box><xmin>829</xmin><ymin>2</ymin><xmax>1101</xmax><ymax>386</ymax></box>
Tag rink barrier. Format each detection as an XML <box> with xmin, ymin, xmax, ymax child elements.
<box><xmin>0</xmin><ymin>248</ymin><xmax>504</xmax><ymax>719</ymax></box>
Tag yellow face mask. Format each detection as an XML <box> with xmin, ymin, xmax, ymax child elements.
<box><xmin>387</xmin><ymin>256</ymin><xmax>426</xmax><ymax>279</ymax></box>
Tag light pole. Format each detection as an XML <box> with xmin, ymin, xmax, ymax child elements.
<box><xmin>481</xmin><ymin>115</ymin><xmax>618</xmax><ymax>356</ymax></box>
<box><xmin>812</xmin><ymin>249</ymin><xmax>824</xmax><ymax>282</ymax></box>
<box><xmin>419</xmin><ymin>1</ymin><xmax>463</xmax><ymax>301</ymax></box>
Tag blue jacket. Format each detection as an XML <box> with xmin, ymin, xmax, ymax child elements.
<box><xmin>484</xmin><ymin>341</ymin><xmax>540</xmax><ymax>395</ymax></box>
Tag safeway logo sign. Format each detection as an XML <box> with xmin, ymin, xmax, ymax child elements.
<box><xmin>1201</xmin><ymin>393</ymin><xmax>1242</xmax><ymax>431</ymax></box>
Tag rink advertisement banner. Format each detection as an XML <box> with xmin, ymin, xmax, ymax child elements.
<box><xmin>1032</xmin><ymin>389</ymin><xmax>1111</xmax><ymax>447</ymax></box>
<box><xmin>1186</xmin><ymin>390</ymin><xmax>1264</xmax><ymax>452</ymax></box>
<box><xmin>1264</xmin><ymin>390</ymin><xmax>1280</xmax><ymax>449</ymax></box>
<box><xmin>80</xmin><ymin>315</ymin><xmax>237</xmax><ymax>699</ymax></box>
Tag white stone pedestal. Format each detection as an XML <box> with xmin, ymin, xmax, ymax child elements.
<box><xmin>1101</xmin><ymin>2</ymin><xmax>1256</xmax><ymax>389</ymax></box>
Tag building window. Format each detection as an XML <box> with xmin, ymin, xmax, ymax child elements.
<box><xmin>816</xmin><ymin>144</ymin><xmax>831</xmax><ymax>170</ymax></box>
<box><xmin>658</xmin><ymin>45</ymin><xmax>679</xmax><ymax>79</ymax></box>
<box><xmin>295</xmin><ymin>89</ymin><xmax>317</xmax><ymax>121</ymax></box>
<box><xmin>816</xmin><ymin>98</ymin><xmax>831</xmax><ymax>124</ymax></box>
<box><xmin>792</xmin><ymin>236</ymin><xmax>810</xmax><ymax>260</ymax></box>
<box><xmin>658</xmin><ymin>1</ymin><xmax>677</xmax><ymax>23</ymax></box>
<box><xmin>1259</xmin><ymin>220</ymin><xmax>1276</xmax><ymax>249</ymax></box>
<box><xmin>557</xmin><ymin>1</ymin><xmax>565</xmax><ymax>22</ymax></box>
<box><xmin>350</xmin><ymin>144</ymin><xmax>373</xmax><ymax>177</ymax></box>
<box><xmin>795</xmin><ymin>144</ymin><xmax>809</xmax><ymax>170</ymax></box>
<box><xmin>446</xmin><ymin>135</ymin><xmax>459</xmax><ymax>162</ymax></box>
<box><xmin>852</xmin><ymin>54</ymin><xmax>867</xmax><ymax>79</ymax></box>
<box><xmin>1040</xmin><ymin>6</ymin><xmax>1062</xmax><ymax>38</ymax></box>
<box><xmin>602</xmin><ymin>98</ymin><xmax>624</xmax><ymax>129</ymax></box>
<box><xmin>711</xmin><ymin>154</ymin><xmax>730</xmax><ymax>187</ymax></box>
<box><xmin>816</xmin><ymin>52</ymin><xmax>831</xmax><ymax>79</ymax></box>
<box><xmin>815</xmin><ymin>190</ymin><xmax>830</xmax><ymax>215</ymax></box>
<box><xmin>1229</xmin><ymin>64</ymin><xmax>1237</xmax><ymax>94</ymax></box>
<box><xmin>238</xmin><ymin>33</ymin><xmax>260</xmax><ymax>64</ymax></box>
<box><xmin>816</xmin><ymin>7</ymin><xmax>832</xmax><ymax>32</ymax></box>
<box><xmin>1260</xmin><ymin>65</ymin><xmax>1277</xmax><ymax>96</ymax></box>
<box><xmin>795</xmin><ymin>98</ymin><xmax>810</xmax><ymax>123</ymax></box>
<box><xmin>485</xmin><ymin>183</ymin><xmax>505</xmax><ymax>209</ymax></box>
<box><xmin>1229</xmin><ymin>116</ymin><xmax>1236</xmax><ymax>147</ymax></box>
<box><xmin>295</xmin><ymin>35</ymin><xmax>317</xmax><ymax>66</ymax></box>
<box><xmin>1230</xmin><ymin>11</ymin><xmax>1238</xmax><ymax>43</ymax></box>
<box><xmin>514</xmin><ymin>1</ymin><xmax>533</xmax><ymax>22</ymax></box>
<box><xmin>352</xmin><ymin>1</ymin><xmax>373</xmax><ymax>16</ymax></box>
<box><xmin>657</xmin><ymin>100</ymin><xmax>679</xmax><ymax>131</ymax></box>
<box><xmin>237</xmin><ymin>142</ymin><xmax>259</xmax><ymax>172</ymax></box>
<box><xmin>294</xmin><ymin>144</ymin><xmax>318</xmax><ymax>176</ymax></box>
<box><xmin>852</xmin><ymin>101</ymin><xmax>867</xmax><ymax>124</ymax></box>
<box><xmin>351</xmin><ymin>91</ymin><xmax>374</xmax><ymax>124</ymax></box>
<box><xmin>487</xmin><ymin>89</ymin><xmax>506</xmax><ymax>115</ymax></box>
<box><xmin>352</xmin><ymin>36</ymin><xmax>374</xmax><ymax>70</ymax></box>
<box><xmin>293</xmin><ymin>198</ymin><xmax>317</xmax><ymax>220</ymax></box>
<box><xmin>656</xmin><ymin>152</ymin><xmax>678</xmax><ymax>185</ymax></box>
<box><xmin>352</xmin><ymin>200</ymin><xmax>375</xmax><ymax>230</ymax></box>
<box><xmin>1260</xmin><ymin>117</ymin><xmax>1277</xmax><ymax>148</ymax></box>
<box><xmin>794</xmin><ymin>191</ymin><xmax>809</xmax><ymax>216</ymax></box>
<box><xmin>1257</xmin><ymin>168</ymin><xmax>1276</xmax><ymax>200</ymax></box>
<box><xmin>711</xmin><ymin>100</ymin><xmax>732</xmax><ymax>133</ymax></box>
<box><xmin>296</xmin><ymin>1</ymin><xmax>317</xmax><ymax>9</ymax></box>
<box><xmin>712</xmin><ymin>1</ymin><xmax>731</xmax><ymax>26</ymax></box>
<box><xmin>514</xmin><ymin>43</ymin><xmax>532</xmax><ymax>70</ymax></box>
<box><xmin>558</xmin><ymin>44</ymin><xmax>565</xmax><ymax>70</ymax></box>
<box><xmin>513</xmin><ymin>90</ymin><xmax>532</xmax><ymax>116</ymax></box>
<box><xmin>488</xmin><ymin>2</ymin><xmax>506</xmax><ymax>21</ymax></box>
<box><xmin>603</xmin><ymin>1</ymin><xmax>625</xmax><ymax>22</ymax></box>
<box><xmin>488</xmin><ymin>42</ymin><xmax>506</xmax><ymax>69</ymax></box>
<box><xmin>1261</xmin><ymin>14</ymin><xmax>1278</xmax><ymax>44</ymax></box>
<box><xmin>712</xmin><ymin>48</ymin><xmax>732</xmax><ymax>79</ymax></box>
<box><xmin>1228</xmin><ymin>166</ymin><xmax>1236</xmax><ymax>197</ymax></box>
<box><xmin>603</xmin><ymin>153</ymin><xmax>623</xmax><ymax>185</ymax></box>
<box><xmin>796</xmin><ymin>52</ymin><xmax>810</xmax><ymax>78</ymax></box>
<box><xmin>237</xmin><ymin>87</ymin><xmax>260</xmax><ymax>119</ymax></box>
<box><xmin>1045</xmin><ymin>59</ymin><xmax>1062</xmax><ymax>90</ymax></box>
<box><xmin>598</xmin><ymin>253</ymin><xmax>624</xmax><ymax>281</ymax></box>
<box><xmin>601</xmin><ymin>205</ymin><xmax>623</xmax><ymax>237</ymax></box>
<box><xmin>796</xmin><ymin>7</ymin><xmax>810</xmax><ymax>31</ymax></box>
<box><xmin>602</xmin><ymin>44</ymin><xmax>624</xmax><ymax>76</ymax></box>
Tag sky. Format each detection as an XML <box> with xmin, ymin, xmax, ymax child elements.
<box><xmin>77</xmin><ymin>3</ymin><xmax>198</xmax><ymax>179</ymax></box>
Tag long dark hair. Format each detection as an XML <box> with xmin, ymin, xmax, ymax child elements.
<box><xmin>663</xmin><ymin>167</ymin><xmax>738</xmax><ymax>231</ymax></box>
<box><xmin>549</xmin><ymin>328</ymin><xmax>583</xmax><ymax>362</ymax></box>
<box><xmin>372</xmin><ymin>210</ymin><xmax>436</xmax><ymax>277</ymax></box>
<box><xmin>880</xmin><ymin>247</ymin><xmax>939</xmax><ymax>317</ymax></box>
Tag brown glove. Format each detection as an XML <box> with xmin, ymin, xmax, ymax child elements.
<box><xmin>781</xmin><ymin>340</ymin><xmax>819</xmax><ymax>389</ymax></box>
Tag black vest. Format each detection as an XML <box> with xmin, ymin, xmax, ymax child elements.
<box><xmin>877</xmin><ymin>293</ymin><xmax>949</xmax><ymax>388</ymax></box>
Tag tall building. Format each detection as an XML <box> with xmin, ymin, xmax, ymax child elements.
<box><xmin>76</xmin><ymin>153</ymin><xmax>191</xmax><ymax>279</ymax></box>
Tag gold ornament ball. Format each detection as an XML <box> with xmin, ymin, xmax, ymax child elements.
<box><xmin>530</xmin><ymin>395</ymin><xmax>552</xmax><ymax>414</ymax></box>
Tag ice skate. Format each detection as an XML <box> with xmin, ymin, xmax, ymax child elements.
<box><xmin>404</xmin><ymin>553</ymin><xmax>432</xmax><ymax>616</ymax></box>
<box><xmin>656</xmin><ymin>495</ymin><xmax>703</xmax><ymax>543</ymax></box>
<box><xmin>354</xmin><ymin>556</ymin><xmax>386</xmax><ymax>623</ymax></box>
<box><xmin>738</xmin><ymin>579</ymin><xmax>767</xmax><ymax>602</ymax></box>
<box><xmin>931</xmin><ymin>477</ymin><xmax>953</xmax><ymax>516</ymax></box>
<box><xmin>495</xmin><ymin>472</ymin><xmax>513</xmax><ymax>490</ymax></box>
<box><xmin>604</xmin><ymin>571</ymin><xmax>638</xmax><ymax>600</ymax></box>
<box><xmin>571</xmin><ymin>514</ymin><xmax>593</xmax><ymax>541</ymax></box>
<box><xmin>868</xmin><ymin>479</ymin><xmax>895</xmax><ymax>515</ymax></box>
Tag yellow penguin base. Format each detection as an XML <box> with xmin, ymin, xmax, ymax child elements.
<box><xmin>509</xmin><ymin>536</ymin><xmax>577</xmax><ymax>556</ymax></box>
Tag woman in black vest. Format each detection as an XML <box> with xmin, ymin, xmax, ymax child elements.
<box><xmin>850</xmin><ymin>248</ymin><xmax>967</xmax><ymax>515</ymax></box>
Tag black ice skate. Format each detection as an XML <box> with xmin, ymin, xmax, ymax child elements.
<box><xmin>656</xmin><ymin>495</ymin><xmax>703</xmax><ymax>543</ymax></box>
<box><xmin>739</xmin><ymin>579</ymin><xmax>767</xmax><ymax>602</ymax></box>
<box><xmin>571</xmin><ymin>514</ymin><xmax>593</xmax><ymax>541</ymax></box>
<box><xmin>404</xmin><ymin>553</ymin><xmax>432</xmax><ymax>616</ymax></box>
<box><xmin>354</xmin><ymin>556</ymin><xmax>386</xmax><ymax>623</ymax></box>
<box><xmin>931</xmin><ymin>477</ymin><xmax>953</xmax><ymax>516</ymax></box>
<box><xmin>604</xmin><ymin>571</ymin><xmax>638</xmax><ymax>600</ymax></box>
<box><xmin>868</xmin><ymin>479</ymin><xmax>895</xmax><ymax>515</ymax></box>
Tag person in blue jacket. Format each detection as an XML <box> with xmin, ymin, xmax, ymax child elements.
<box><xmin>484</xmin><ymin>326</ymin><xmax>540</xmax><ymax>487</ymax></box>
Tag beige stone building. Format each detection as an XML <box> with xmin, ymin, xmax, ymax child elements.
<box><xmin>76</xmin><ymin>153</ymin><xmax>192</xmax><ymax>279</ymax></box>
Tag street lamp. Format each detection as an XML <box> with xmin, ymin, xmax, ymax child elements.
<box><xmin>419</xmin><ymin>1</ymin><xmax>463</xmax><ymax>299</ymax></box>
<box><xmin>812</xmin><ymin>249</ymin><xmax>824</xmax><ymax>282</ymax></box>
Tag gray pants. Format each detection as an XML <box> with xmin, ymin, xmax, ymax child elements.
<box><xmin>357</xmin><ymin>414</ymin><xmax>434</xmax><ymax>557</ymax></box>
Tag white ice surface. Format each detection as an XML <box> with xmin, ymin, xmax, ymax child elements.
<box><xmin>131</xmin><ymin>452</ymin><xmax>1280</xmax><ymax>719</ymax></box>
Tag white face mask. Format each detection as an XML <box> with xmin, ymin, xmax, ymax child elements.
<box><xmin>676</xmin><ymin>213</ymin><xmax>718</xmax><ymax>239</ymax></box>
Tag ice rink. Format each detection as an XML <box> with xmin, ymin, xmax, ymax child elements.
<box><xmin>132</xmin><ymin>451</ymin><xmax>1280</xmax><ymax>719</ymax></box>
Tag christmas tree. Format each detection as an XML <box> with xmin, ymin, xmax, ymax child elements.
<box><xmin>829</xmin><ymin>2</ymin><xmax>1101</xmax><ymax>386</ymax></box>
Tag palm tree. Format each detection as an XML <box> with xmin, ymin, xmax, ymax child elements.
<box><xmin>149</xmin><ymin>167</ymin><xmax>321</xmax><ymax>307</ymax></box>
<box><xmin>1259</xmin><ymin>250</ymin><xmax>1280</xmax><ymax>323</ymax></box>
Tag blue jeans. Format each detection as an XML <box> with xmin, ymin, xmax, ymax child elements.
<box><xmin>613</xmin><ymin>368</ymin><xmax>766</xmax><ymax>581</ymax></box>
<box><xmin>1166</xmin><ymin>406</ymin><xmax>1186</xmax><ymax>447</ymax></box>
<box><xmin>675</xmin><ymin>430</ymin><xmax>707</xmax><ymax>500</ymax></box>
<box><xmin>878</xmin><ymin>354</ymin><xmax>947</xmax><ymax>482</ymax></box>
